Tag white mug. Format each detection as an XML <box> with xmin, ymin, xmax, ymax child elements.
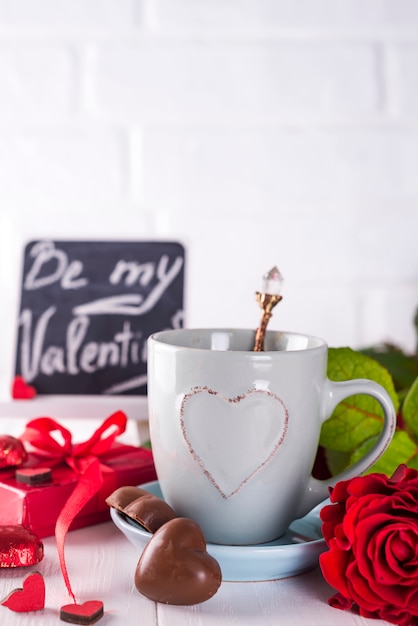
<box><xmin>147</xmin><ymin>329</ymin><xmax>396</xmax><ymax>545</ymax></box>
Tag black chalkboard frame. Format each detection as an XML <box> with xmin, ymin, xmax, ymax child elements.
<box><xmin>14</xmin><ymin>239</ymin><xmax>186</xmax><ymax>397</ymax></box>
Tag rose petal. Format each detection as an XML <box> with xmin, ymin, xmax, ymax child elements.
<box><xmin>320</xmin><ymin>466</ymin><xmax>418</xmax><ymax>626</ymax></box>
<box><xmin>342</xmin><ymin>495</ymin><xmax>379</xmax><ymax>544</ymax></box>
<box><xmin>329</xmin><ymin>479</ymin><xmax>351</xmax><ymax>504</ymax></box>
<box><xmin>347</xmin><ymin>473</ymin><xmax>392</xmax><ymax>498</ymax></box>
<box><xmin>353</xmin><ymin>514</ymin><xmax>418</xmax><ymax>600</ymax></box>
<box><xmin>390</xmin><ymin>465</ymin><xmax>417</xmax><ymax>485</ymax></box>
<box><xmin>328</xmin><ymin>592</ymin><xmax>355</xmax><ymax>611</ymax></box>
<box><xmin>377</xmin><ymin>604</ymin><xmax>417</xmax><ymax>626</ymax></box>
<box><xmin>390</xmin><ymin>529</ymin><xmax>417</xmax><ymax>563</ymax></box>
<box><xmin>384</xmin><ymin>527</ymin><xmax>418</xmax><ymax>579</ymax></box>
<box><xmin>346</xmin><ymin>561</ymin><xmax>386</xmax><ymax>612</ymax></box>
<box><xmin>319</xmin><ymin>546</ymin><xmax>352</xmax><ymax>597</ymax></box>
<box><xmin>320</xmin><ymin>502</ymin><xmax>346</xmax><ymax>544</ymax></box>
<box><xmin>320</xmin><ymin>501</ymin><xmax>345</xmax><ymax>524</ymax></box>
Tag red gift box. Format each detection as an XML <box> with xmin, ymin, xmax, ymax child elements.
<box><xmin>0</xmin><ymin>413</ymin><xmax>157</xmax><ymax>538</ymax></box>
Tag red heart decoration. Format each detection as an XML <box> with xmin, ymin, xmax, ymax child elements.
<box><xmin>60</xmin><ymin>600</ymin><xmax>104</xmax><ymax>624</ymax></box>
<box><xmin>12</xmin><ymin>376</ymin><xmax>37</xmax><ymax>400</ymax></box>
<box><xmin>1</xmin><ymin>571</ymin><xmax>45</xmax><ymax>612</ymax></box>
<box><xmin>135</xmin><ymin>517</ymin><xmax>222</xmax><ymax>605</ymax></box>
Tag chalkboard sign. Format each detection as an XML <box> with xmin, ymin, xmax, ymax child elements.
<box><xmin>14</xmin><ymin>240</ymin><xmax>185</xmax><ymax>395</ymax></box>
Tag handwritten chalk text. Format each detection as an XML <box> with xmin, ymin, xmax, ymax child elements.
<box><xmin>24</xmin><ymin>241</ymin><xmax>89</xmax><ymax>290</ymax></box>
<box><xmin>18</xmin><ymin>306</ymin><xmax>145</xmax><ymax>382</ymax></box>
<box><xmin>74</xmin><ymin>255</ymin><xmax>184</xmax><ymax>316</ymax></box>
<box><xmin>16</xmin><ymin>240</ymin><xmax>185</xmax><ymax>394</ymax></box>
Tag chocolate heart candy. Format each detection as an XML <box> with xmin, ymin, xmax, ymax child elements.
<box><xmin>106</xmin><ymin>485</ymin><xmax>177</xmax><ymax>532</ymax></box>
<box><xmin>135</xmin><ymin>517</ymin><xmax>222</xmax><ymax>605</ymax></box>
<box><xmin>105</xmin><ymin>486</ymin><xmax>149</xmax><ymax>511</ymax></box>
<box><xmin>124</xmin><ymin>494</ymin><xmax>177</xmax><ymax>533</ymax></box>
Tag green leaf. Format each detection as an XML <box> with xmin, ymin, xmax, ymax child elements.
<box><xmin>320</xmin><ymin>348</ymin><xmax>399</xmax><ymax>453</ymax></box>
<box><xmin>324</xmin><ymin>448</ymin><xmax>351</xmax><ymax>476</ymax></box>
<box><xmin>402</xmin><ymin>377</ymin><xmax>418</xmax><ymax>441</ymax></box>
<box><xmin>360</xmin><ymin>345</ymin><xmax>418</xmax><ymax>392</ymax></box>
<box><xmin>349</xmin><ymin>430</ymin><xmax>418</xmax><ymax>475</ymax></box>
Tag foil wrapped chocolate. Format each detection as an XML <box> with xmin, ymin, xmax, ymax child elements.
<box><xmin>0</xmin><ymin>436</ymin><xmax>27</xmax><ymax>469</ymax></box>
<box><xmin>0</xmin><ymin>525</ymin><xmax>44</xmax><ymax>567</ymax></box>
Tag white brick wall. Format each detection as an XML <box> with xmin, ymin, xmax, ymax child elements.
<box><xmin>1</xmin><ymin>0</ymin><xmax>418</xmax><ymax>391</ymax></box>
<box><xmin>89</xmin><ymin>42</ymin><xmax>380</xmax><ymax>121</ymax></box>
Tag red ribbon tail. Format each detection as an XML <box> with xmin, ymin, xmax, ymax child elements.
<box><xmin>55</xmin><ymin>458</ymin><xmax>103</xmax><ymax>604</ymax></box>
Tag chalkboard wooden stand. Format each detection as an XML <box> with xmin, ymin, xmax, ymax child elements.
<box><xmin>1</xmin><ymin>239</ymin><xmax>186</xmax><ymax>442</ymax></box>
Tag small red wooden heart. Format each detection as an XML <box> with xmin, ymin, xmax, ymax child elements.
<box><xmin>12</xmin><ymin>376</ymin><xmax>37</xmax><ymax>400</ymax></box>
<box><xmin>135</xmin><ymin>517</ymin><xmax>222</xmax><ymax>605</ymax></box>
<box><xmin>60</xmin><ymin>600</ymin><xmax>104</xmax><ymax>624</ymax></box>
<box><xmin>15</xmin><ymin>467</ymin><xmax>52</xmax><ymax>485</ymax></box>
<box><xmin>1</xmin><ymin>571</ymin><xmax>45</xmax><ymax>612</ymax></box>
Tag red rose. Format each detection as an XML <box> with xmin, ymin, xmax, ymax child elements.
<box><xmin>319</xmin><ymin>465</ymin><xmax>418</xmax><ymax>626</ymax></box>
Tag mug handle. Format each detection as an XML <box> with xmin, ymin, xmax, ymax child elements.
<box><xmin>296</xmin><ymin>378</ymin><xmax>397</xmax><ymax>518</ymax></box>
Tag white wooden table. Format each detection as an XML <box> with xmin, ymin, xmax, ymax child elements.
<box><xmin>0</xmin><ymin>403</ymin><xmax>392</xmax><ymax>626</ymax></box>
<box><xmin>0</xmin><ymin>520</ymin><xmax>392</xmax><ymax>626</ymax></box>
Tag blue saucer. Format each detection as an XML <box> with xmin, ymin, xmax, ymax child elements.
<box><xmin>110</xmin><ymin>480</ymin><xmax>328</xmax><ymax>582</ymax></box>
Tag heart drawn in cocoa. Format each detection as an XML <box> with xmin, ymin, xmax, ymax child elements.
<box><xmin>180</xmin><ymin>387</ymin><xmax>289</xmax><ymax>498</ymax></box>
<box><xmin>1</xmin><ymin>571</ymin><xmax>45</xmax><ymax>612</ymax></box>
<box><xmin>135</xmin><ymin>517</ymin><xmax>222</xmax><ymax>605</ymax></box>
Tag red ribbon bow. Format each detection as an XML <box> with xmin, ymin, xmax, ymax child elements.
<box><xmin>20</xmin><ymin>411</ymin><xmax>127</xmax><ymax>604</ymax></box>
<box><xmin>20</xmin><ymin>411</ymin><xmax>127</xmax><ymax>471</ymax></box>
